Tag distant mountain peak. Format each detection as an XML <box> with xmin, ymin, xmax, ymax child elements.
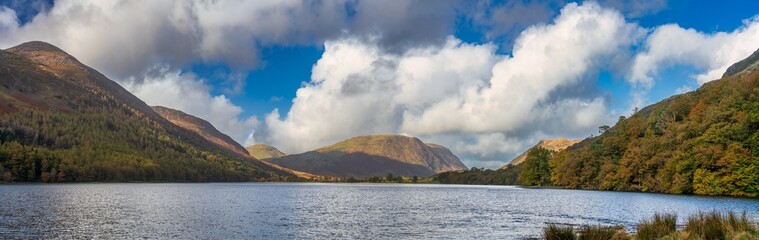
<box><xmin>723</xmin><ymin>48</ymin><xmax>759</xmax><ymax>77</ymax></box>
<box><xmin>9</xmin><ymin>41</ymin><xmax>66</xmax><ymax>53</ymax></box>
<box><xmin>246</xmin><ymin>144</ymin><xmax>286</xmax><ymax>160</ymax></box>
<box><xmin>503</xmin><ymin>138</ymin><xmax>581</xmax><ymax>167</ymax></box>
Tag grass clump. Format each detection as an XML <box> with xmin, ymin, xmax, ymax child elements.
<box><xmin>544</xmin><ymin>224</ymin><xmax>576</xmax><ymax>240</ymax></box>
<box><xmin>685</xmin><ymin>211</ymin><xmax>755</xmax><ymax>240</ymax></box>
<box><xmin>578</xmin><ymin>225</ymin><xmax>627</xmax><ymax>240</ymax></box>
<box><xmin>543</xmin><ymin>224</ymin><xmax>628</xmax><ymax>240</ymax></box>
<box><xmin>636</xmin><ymin>213</ymin><xmax>677</xmax><ymax>240</ymax></box>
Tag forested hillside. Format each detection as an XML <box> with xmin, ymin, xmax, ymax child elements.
<box><xmin>0</xmin><ymin>41</ymin><xmax>293</xmax><ymax>182</ymax></box>
<box><xmin>550</xmin><ymin>58</ymin><xmax>759</xmax><ymax>196</ymax></box>
<box><xmin>438</xmin><ymin>49</ymin><xmax>759</xmax><ymax>197</ymax></box>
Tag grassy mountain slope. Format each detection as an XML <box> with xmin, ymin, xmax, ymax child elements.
<box><xmin>0</xmin><ymin>41</ymin><xmax>293</xmax><ymax>182</ymax></box>
<box><xmin>246</xmin><ymin>144</ymin><xmax>286</xmax><ymax>159</ymax></box>
<box><xmin>266</xmin><ymin>135</ymin><xmax>467</xmax><ymax>177</ymax></box>
<box><xmin>550</xmin><ymin>49</ymin><xmax>759</xmax><ymax>197</ymax></box>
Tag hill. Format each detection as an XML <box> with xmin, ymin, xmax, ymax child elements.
<box><xmin>436</xmin><ymin>50</ymin><xmax>759</xmax><ymax>194</ymax></box>
<box><xmin>502</xmin><ymin>138</ymin><xmax>581</xmax><ymax>167</ymax></box>
<box><xmin>246</xmin><ymin>144</ymin><xmax>286</xmax><ymax>159</ymax></box>
<box><xmin>266</xmin><ymin>135</ymin><xmax>467</xmax><ymax>177</ymax></box>
<box><xmin>0</xmin><ymin>41</ymin><xmax>294</xmax><ymax>182</ymax></box>
<box><xmin>150</xmin><ymin>106</ymin><xmax>314</xmax><ymax>179</ymax></box>
<box><xmin>152</xmin><ymin>106</ymin><xmax>250</xmax><ymax>158</ymax></box>
<box><xmin>549</xmin><ymin>49</ymin><xmax>759</xmax><ymax>197</ymax></box>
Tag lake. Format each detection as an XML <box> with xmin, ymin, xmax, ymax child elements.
<box><xmin>1</xmin><ymin>183</ymin><xmax>757</xmax><ymax>239</ymax></box>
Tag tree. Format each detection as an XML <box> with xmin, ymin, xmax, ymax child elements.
<box><xmin>518</xmin><ymin>147</ymin><xmax>552</xmax><ymax>186</ymax></box>
<box><xmin>412</xmin><ymin>176</ymin><xmax>418</xmax><ymax>183</ymax></box>
<box><xmin>346</xmin><ymin>176</ymin><xmax>358</xmax><ymax>183</ymax></box>
<box><xmin>599</xmin><ymin>125</ymin><xmax>610</xmax><ymax>134</ymax></box>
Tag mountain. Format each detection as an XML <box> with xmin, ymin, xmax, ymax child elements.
<box><xmin>0</xmin><ymin>41</ymin><xmax>294</xmax><ymax>182</ymax></box>
<box><xmin>549</xmin><ymin>49</ymin><xmax>759</xmax><ymax>197</ymax></box>
<box><xmin>150</xmin><ymin>106</ymin><xmax>314</xmax><ymax>179</ymax></box>
<box><xmin>246</xmin><ymin>144</ymin><xmax>286</xmax><ymax>159</ymax></box>
<box><xmin>503</xmin><ymin>138</ymin><xmax>581</xmax><ymax>167</ymax></box>
<box><xmin>265</xmin><ymin>134</ymin><xmax>467</xmax><ymax>177</ymax></box>
<box><xmin>152</xmin><ymin>106</ymin><xmax>250</xmax><ymax>158</ymax></box>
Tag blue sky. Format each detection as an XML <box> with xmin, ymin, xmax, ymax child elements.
<box><xmin>1</xmin><ymin>0</ymin><xmax>758</xmax><ymax>168</ymax></box>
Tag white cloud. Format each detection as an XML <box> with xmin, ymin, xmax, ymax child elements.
<box><xmin>402</xmin><ymin>2</ymin><xmax>642</xmax><ymax>134</ymax></box>
<box><xmin>0</xmin><ymin>6</ymin><xmax>19</xmax><ymax>32</ymax></box>
<box><xmin>123</xmin><ymin>68</ymin><xmax>259</xmax><ymax>145</ymax></box>
<box><xmin>258</xmin><ymin>2</ymin><xmax>636</xmax><ymax>167</ymax></box>
<box><xmin>630</xmin><ymin>17</ymin><xmax>759</xmax><ymax>86</ymax></box>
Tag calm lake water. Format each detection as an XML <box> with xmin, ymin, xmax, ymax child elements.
<box><xmin>1</xmin><ymin>183</ymin><xmax>757</xmax><ymax>239</ymax></box>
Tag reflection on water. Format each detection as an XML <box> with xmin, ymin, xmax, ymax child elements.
<box><xmin>0</xmin><ymin>183</ymin><xmax>757</xmax><ymax>239</ymax></box>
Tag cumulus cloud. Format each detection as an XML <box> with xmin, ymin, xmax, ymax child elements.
<box><xmin>259</xmin><ymin>37</ymin><xmax>501</xmax><ymax>152</ymax></box>
<box><xmin>123</xmin><ymin>68</ymin><xmax>259</xmax><ymax>146</ymax></box>
<box><xmin>470</xmin><ymin>0</ymin><xmax>666</xmax><ymax>47</ymax></box>
<box><xmin>630</xmin><ymin>17</ymin><xmax>759</xmax><ymax>86</ymax></box>
<box><xmin>0</xmin><ymin>6</ymin><xmax>18</xmax><ymax>32</ymax></box>
<box><xmin>470</xmin><ymin>0</ymin><xmax>562</xmax><ymax>45</ymax></box>
<box><xmin>258</xmin><ymin>2</ymin><xmax>640</xmax><ymax>167</ymax></box>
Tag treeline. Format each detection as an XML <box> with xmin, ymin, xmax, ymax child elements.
<box><xmin>433</xmin><ymin>149</ymin><xmax>534</xmax><ymax>186</ymax></box>
<box><xmin>0</xmin><ymin>108</ymin><xmax>287</xmax><ymax>182</ymax></box>
<box><xmin>307</xmin><ymin>173</ymin><xmax>426</xmax><ymax>183</ymax></box>
<box><xmin>435</xmin><ymin>166</ymin><xmax>521</xmax><ymax>185</ymax></box>
<box><xmin>435</xmin><ymin>71</ymin><xmax>759</xmax><ymax>197</ymax></box>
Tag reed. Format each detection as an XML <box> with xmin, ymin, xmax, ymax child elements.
<box><xmin>544</xmin><ymin>224</ymin><xmax>576</xmax><ymax>240</ymax></box>
<box><xmin>578</xmin><ymin>225</ymin><xmax>625</xmax><ymax>240</ymax></box>
<box><xmin>685</xmin><ymin>211</ymin><xmax>755</xmax><ymax>240</ymax></box>
<box><xmin>636</xmin><ymin>213</ymin><xmax>677</xmax><ymax>240</ymax></box>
